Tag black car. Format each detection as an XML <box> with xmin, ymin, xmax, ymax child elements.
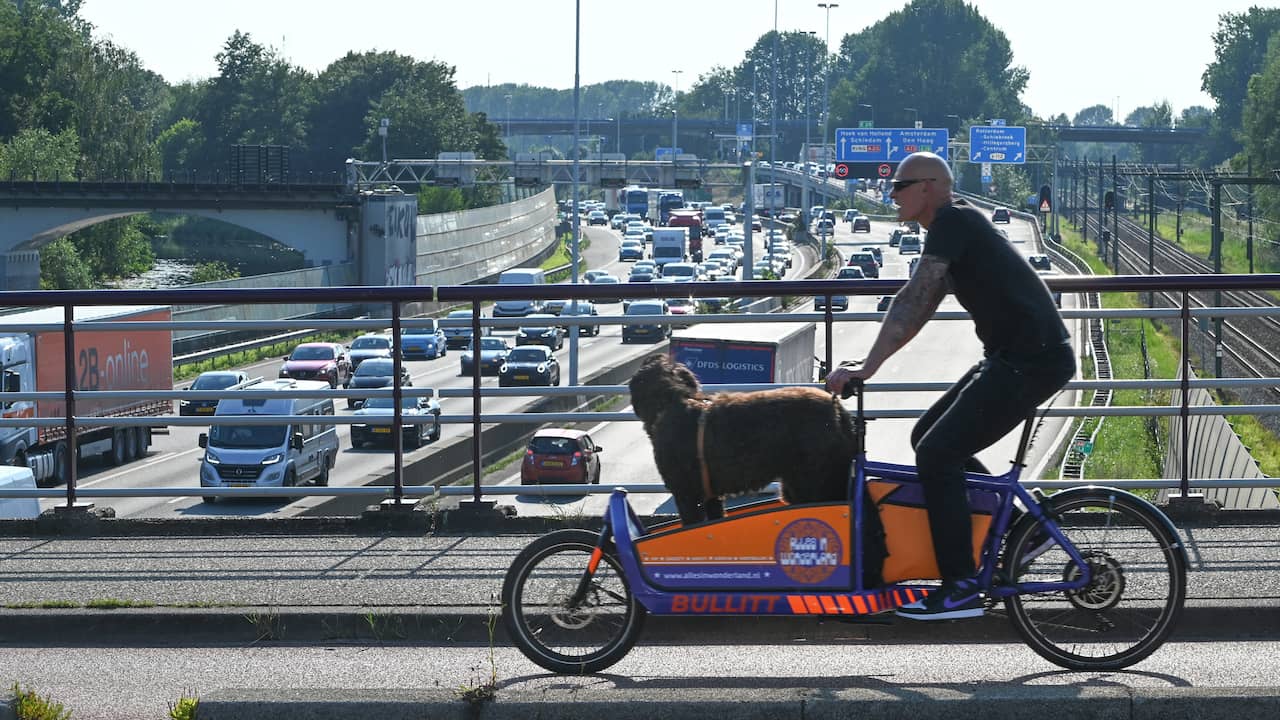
<box><xmin>516</xmin><ymin>314</ymin><xmax>565</xmax><ymax>350</ymax></box>
<box><xmin>343</xmin><ymin>358</ymin><xmax>412</xmax><ymax>409</ymax></box>
<box><xmin>847</xmin><ymin>252</ymin><xmax>880</xmax><ymax>279</ymax></box>
<box><xmin>498</xmin><ymin>346</ymin><xmax>561</xmax><ymax>387</ymax></box>
<box><xmin>852</xmin><ymin>216</ymin><xmax>871</xmax><ymax>233</ymax></box>
<box><xmin>560</xmin><ymin>301</ymin><xmax>600</xmax><ymax>336</ymax></box>
<box><xmin>992</xmin><ymin>207</ymin><xmax>1012</xmax><ymax>223</ymax></box>
<box><xmin>1028</xmin><ymin>254</ymin><xmax>1052</xmax><ymax>271</ymax></box>
<box><xmin>179</xmin><ymin>371</ymin><xmax>251</xmax><ymax>416</ymax></box>
<box><xmin>460</xmin><ymin>336</ymin><xmax>511</xmax><ymax>375</ymax></box>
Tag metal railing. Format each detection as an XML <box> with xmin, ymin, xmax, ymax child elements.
<box><xmin>0</xmin><ymin>274</ymin><xmax>1276</xmax><ymax>511</ymax></box>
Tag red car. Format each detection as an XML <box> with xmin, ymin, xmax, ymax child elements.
<box><xmin>278</xmin><ymin>342</ymin><xmax>350</xmax><ymax>388</ymax></box>
<box><xmin>521</xmin><ymin>428</ymin><xmax>603</xmax><ymax>485</ymax></box>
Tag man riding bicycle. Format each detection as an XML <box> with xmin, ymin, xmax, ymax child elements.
<box><xmin>826</xmin><ymin>151</ymin><xmax>1075</xmax><ymax>620</ymax></box>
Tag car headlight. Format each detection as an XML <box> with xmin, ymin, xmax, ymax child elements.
<box><xmin>179</xmin><ymin>400</ymin><xmax>191</xmax><ymax>407</ymax></box>
<box><xmin>261</xmin><ymin>453</ymin><xmax>283</xmax><ymax>466</ymax></box>
<box><xmin>498</xmin><ymin>364</ymin><xmax>509</xmax><ymax>374</ymax></box>
<box><xmin>204</xmin><ymin>450</ymin><xmax>221</xmax><ymax>464</ymax></box>
<box><xmin>352</xmin><ymin>423</ymin><xmax>368</xmax><ymax>430</ymax></box>
<box><xmin>536</xmin><ymin>364</ymin><xmax>547</xmax><ymax>373</ymax></box>
<box><xmin>279</xmin><ymin>368</ymin><xmax>290</xmax><ymax>377</ymax></box>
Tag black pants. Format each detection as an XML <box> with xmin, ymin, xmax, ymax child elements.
<box><xmin>910</xmin><ymin>342</ymin><xmax>1076</xmax><ymax>582</ymax></box>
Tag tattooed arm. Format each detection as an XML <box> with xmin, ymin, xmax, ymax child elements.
<box><xmin>826</xmin><ymin>255</ymin><xmax>950</xmax><ymax>392</ymax></box>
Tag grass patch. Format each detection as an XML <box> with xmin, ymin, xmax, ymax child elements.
<box><xmin>85</xmin><ymin>598</ymin><xmax>157</xmax><ymax>609</ymax></box>
<box><xmin>173</xmin><ymin>329</ymin><xmax>349</xmax><ymax>383</ymax></box>
<box><xmin>11</xmin><ymin>683</ymin><xmax>71</xmax><ymax>720</ymax></box>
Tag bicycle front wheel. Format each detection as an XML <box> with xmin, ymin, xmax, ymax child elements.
<box><xmin>1003</xmin><ymin>488</ymin><xmax>1187</xmax><ymax>670</ymax></box>
<box><xmin>501</xmin><ymin>529</ymin><xmax>646</xmax><ymax>674</ymax></box>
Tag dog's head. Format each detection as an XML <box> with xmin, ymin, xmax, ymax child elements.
<box><xmin>629</xmin><ymin>354</ymin><xmax>702</xmax><ymax>429</ymax></box>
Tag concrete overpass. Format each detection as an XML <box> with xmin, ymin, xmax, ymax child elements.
<box><xmin>0</xmin><ymin>181</ymin><xmax>357</xmax><ymax>290</ymax></box>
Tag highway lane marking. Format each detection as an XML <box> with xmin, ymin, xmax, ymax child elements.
<box><xmin>77</xmin><ymin>446</ymin><xmax>204</xmax><ymax>489</ymax></box>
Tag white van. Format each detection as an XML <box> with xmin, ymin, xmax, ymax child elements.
<box><xmin>492</xmin><ymin>268</ymin><xmax>548</xmax><ymax>317</ymax></box>
<box><xmin>197</xmin><ymin>379</ymin><xmax>337</xmax><ymax>503</ymax></box>
<box><xmin>899</xmin><ymin>233</ymin><xmax>923</xmax><ymax>255</ymax></box>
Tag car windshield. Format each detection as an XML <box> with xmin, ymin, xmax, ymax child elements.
<box><xmin>627</xmin><ymin>303</ymin><xmax>664</xmax><ymax>315</ymax></box>
<box><xmin>289</xmin><ymin>345</ymin><xmax>333</xmax><ymax>361</ymax></box>
<box><xmin>529</xmin><ymin>436</ymin><xmax>581</xmax><ymax>454</ymax></box>
<box><xmin>209</xmin><ymin>424</ymin><xmax>288</xmax><ymax>449</ymax></box>
<box><xmin>192</xmin><ymin>374</ymin><xmax>240</xmax><ymax>390</ymax></box>
<box><xmin>359</xmin><ymin>396</ymin><xmax>421</xmax><ymax>410</ymax></box>
<box><xmin>351</xmin><ymin>337</ymin><xmax>390</xmax><ymax>349</ymax></box>
<box><xmin>476</xmin><ymin>338</ymin><xmax>508</xmax><ymax>351</ymax></box>
<box><xmin>507</xmin><ymin>348</ymin><xmax>546</xmax><ymax>362</ymax></box>
<box><xmin>355</xmin><ymin>360</ymin><xmax>394</xmax><ymax>376</ymax></box>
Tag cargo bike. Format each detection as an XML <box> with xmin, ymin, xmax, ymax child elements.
<box><xmin>501</xmin><ymin>383</ymin><xmax>1188</xmax><ymax>673</ymax></box>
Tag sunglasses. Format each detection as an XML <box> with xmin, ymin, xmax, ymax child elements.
<box><xmin>891</xmin><ymin>178</ymin><xmax>937</xmax><ymax>192</ymax></box>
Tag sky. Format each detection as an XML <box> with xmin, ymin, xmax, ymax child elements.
<box><xmin>80</xmin><ymin>0</ymin><xmax>1259</xmax><ymax>122</ymax></box>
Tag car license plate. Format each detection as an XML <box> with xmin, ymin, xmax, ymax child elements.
<box><xmin>373</xmin><ymin>427</ymin><xmax>391</xmax><ymax>434</ymax></box>
<box><xmin>197</xmin><ymin>407</ymin><xmax>214</xmax><ymax>414</ymax></box>
<box><xmin>515</xmin><ymin>374</ymin><xmax>529</xmax><ymax>380</ymax></box>
<box><xmin>229</xmin><ymin>482</ymin><xmax>251</xmax><ymax>488</ymax></box>
<box><xmin>635</xmin><ymin>328</ymin><xmax>650</xmax><ymax>334</ymax></box>
<box><xmin>543</xmin><ymin>460</ymin><xmax>564</xmax><ymax>468</ymax></box>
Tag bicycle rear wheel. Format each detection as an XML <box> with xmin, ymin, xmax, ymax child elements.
<box><xmin>501</xmin><ymin>529</ymin><xmax>646</xmax><ymax>674</ymax></box>
<box><xmin>1003</xmin><ymin>488</ymin><xmax>1186</xmax><ymax>670</ymax></box>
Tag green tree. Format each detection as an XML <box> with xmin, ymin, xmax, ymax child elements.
<box><xmin>69</xmin><ymin>216</ymin><xmax>155</xmax><ymax>280</ymax></box>
<box><xmin>190</xmin><ymin>261</ymin><xmax>240</xmax><ymax>284</ymax></box>
<box><xmin>304</xmin><ymin>51</ymin><xmax>421</xmax><ymax>172</ymax></box>
<box><xmin>189</xmin><ymin>31</ymin><xmax>314</xmax><ymax>171</ymax></box>
<box><xmin>1201</xmin><ymin>7</ymin><xmax>1280</xmax><ymax>163</ymax></box>
<box><xmin>1073</xmin><ymin>104</ymin><xmax>1115</xmax><ymax>126</ymax></box>
<box><xmin>0</xmin><ymin>126</ymin><xmax>78</xmax><ymax>179</ymax></box>
<box><xmin>417</xmin><ymin>186</ymin><xmax>465</xmax><ymax>214</ymax></box>
<box><xmin>39</xmin><ymin>237</ymin><xmax>93</xmax><ymax>289</ymax></box>
<box><xmin>828</xmin><ymin>0</ymin><xmax>1028</xmax><ymax>139</ymax></box>
<box><xmin>154</xmin><ymin>118</ymin><xmax>204</xmax><ymax>176</ymax></box>
<box><xmin>1242</xmin><ymin>34</ymin><xmax>1280</xmax><ymax>241</ymax></box>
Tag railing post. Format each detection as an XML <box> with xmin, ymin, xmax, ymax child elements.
<box><xmin>1179</xmin><ymin>291</ymin><xmax>1191</xmax><ymax>498</ymax></box>
<box><xmin>390</xmin><ymin>301</ymin><xmax>405</xmax><ymax>505</ymax></box>
<box><xmin>470</xmin><ymin>304</ymin><xmax>484</xmax><ymax>505</ymax></box>
<box><xmin>59</xmin><ymin>303</ymin><xmax>87</xmax><ymax>511</ymax></box>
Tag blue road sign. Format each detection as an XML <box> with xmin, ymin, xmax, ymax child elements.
<box><xmin>969</xmin><ymin>126</ymin><xmax>1026</xmax><ymax>163</ymax></box>
<box><xmin>834</xmin><ymin>127</ymin><xmax>949</xmax><ymax>163</ymax></box>
<box><xmin>737</xmin><ymin>123</ymin><xmax>753</xmax><ymax>141</ymax></box>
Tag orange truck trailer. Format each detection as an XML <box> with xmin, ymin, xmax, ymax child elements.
<box><xmin>0</xmin><ymin>305</ymin><xmax>172</xmax><ymax>486</ymax></box>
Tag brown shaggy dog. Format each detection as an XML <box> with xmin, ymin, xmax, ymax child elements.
<box><xmin>629</xmin><ymin>354</ymin><xmax>855</xmax><ymax>525</ymax></box>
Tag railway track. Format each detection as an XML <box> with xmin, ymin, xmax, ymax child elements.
<box><xmin>1075</xmin><ymin>210</ymin><xmax>1280</xmax><ymax>396</ymax></box>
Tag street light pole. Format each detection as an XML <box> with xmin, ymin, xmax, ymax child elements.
<box><xmin>671</xmin><ymin>69</ymin><xmax>683</xmax><ymax>155</ymax></box>
<box><xmin>904</xmin><ymin>106</ymin><xmax>918</xmax><ymax>127</ymax></box>
<box><xmin>504</xmin><ymin>94</ymin><xmax>512</xmax><ymax>152</ymax></box>
<box><xmin>818</xmin><ymin>3</ymin><xmax>838</xmax><ymax>158</ymax></box>
<box><xmin>570</xmin><ymin>0</ymin><xmax>582</xmax><ymax>384</ymax></box>
<box><xmin>859</xmin><ymin>103</ymin><xmax>874</xmax><ymax>127</ymax></box>
<box><xmin>802</xmin><ymin>30</ymin><xmax>816</xmax><ymax>228</ymax></box>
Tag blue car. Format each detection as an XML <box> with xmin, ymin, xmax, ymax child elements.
<box><xmin>400</xmin><ymin>320</ymin><xmax>447</xmax><ymax>359</ymax></box>
<box><xmin>460</xmin><ymin>336</ymin><xmax>511</xmax><ymax>376</ymax></box>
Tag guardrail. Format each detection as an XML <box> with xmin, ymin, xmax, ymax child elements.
<box><xmin>0</xmin><ymin>274</ymin><xmax>1277</xmax><ymax>513</ymax></box>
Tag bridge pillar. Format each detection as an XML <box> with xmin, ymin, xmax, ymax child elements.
<box><xmin>1</xmin><ymin>249</ymin><xmax>41</xmax><ymax>291</ymax></box>
<box><xmin>359</xmin><ymin>193</ymin><xmax>418</xmax><ymax>287</ymax></box>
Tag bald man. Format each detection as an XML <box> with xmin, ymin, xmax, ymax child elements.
<box><xmin>826</xmin><ymin>151</ymin><xmax>1074</xmax><ymax>620</ymax></box>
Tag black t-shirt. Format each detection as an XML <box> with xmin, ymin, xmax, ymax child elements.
<box><xmin>924</xmin><ymin>201</ymin><xmax>1068</xmax><ymax>356</ymax></box>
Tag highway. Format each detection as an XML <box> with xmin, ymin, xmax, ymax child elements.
<box><xmin>38</xmin><ymin>210</ymin><xmax>1075</xmax><ymax>521</ymax></box>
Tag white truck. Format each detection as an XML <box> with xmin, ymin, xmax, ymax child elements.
<box><xmin>650</xmin><ymin>227</ymin><xmax>689</xmax><ymax>270</ymax></box>
<box><xmin>753</xmin><ymin>183</ymin><xmax>785</xmax><ymax>214</ymax></box>
<box><xmin>0</xmin><ymin>305</ymin><xmax>173</xmax><ymax>486</ymax></box>
<box><xmin>669</xmin><ymin>322</ymin><xmax>816</xmax><ymax>385</ymax></box>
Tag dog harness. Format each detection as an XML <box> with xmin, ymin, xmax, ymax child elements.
<box><xmin>696</xmin><ymin>404</ymin><xmax>715</xmax><ymax>501</ymax></box>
